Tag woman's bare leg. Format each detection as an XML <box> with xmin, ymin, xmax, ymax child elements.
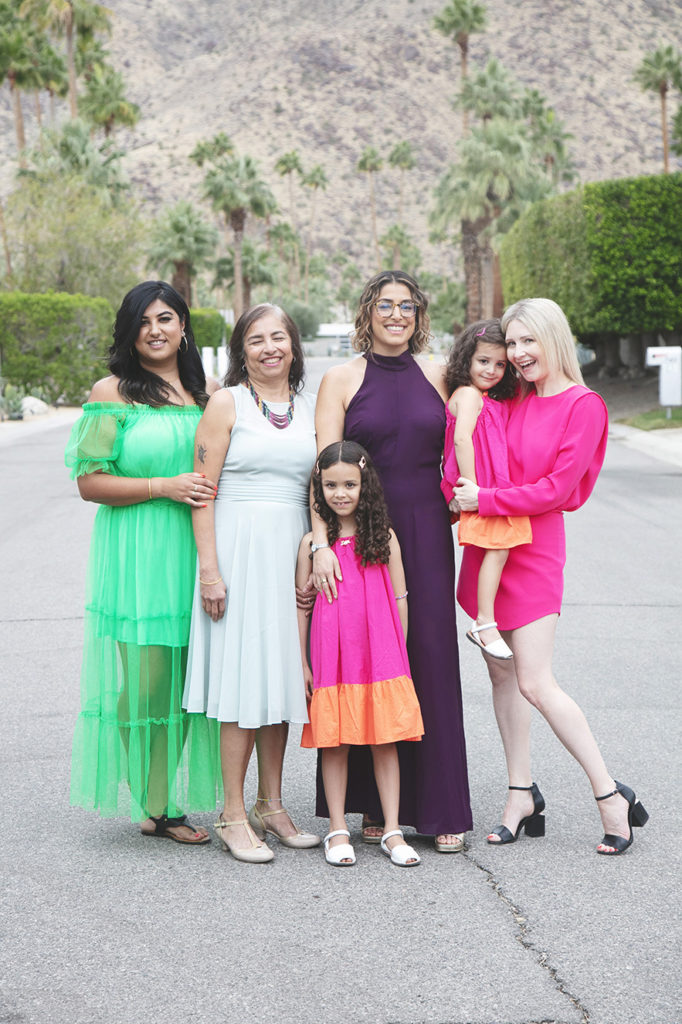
<box><xmin>485</xmin><ymin>648</ymin><xmax>534</xmax><ymax>840</ymax></box>
<box><xmin>218</xmin><ymin>721</ymin><xmax>266</xmax><ymax>849</ymax></box>
<box><xmin>509</xmin><ymin>616</ymin><xmax>629</xmax><ymax>844</ymax></box>
<box><xmin>253</xmin><ymin>723</ymin><xmax>298</xmax><ymax>838</ymax></box>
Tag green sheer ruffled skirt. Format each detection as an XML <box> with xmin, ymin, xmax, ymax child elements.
<box><xmin>70</xmin><ymin>500</ymin><xmax>220</xmax><ymax>821</ymax></box>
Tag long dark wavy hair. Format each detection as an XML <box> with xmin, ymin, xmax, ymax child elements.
<box><xmin>108</xmin><ymin>281</ymin><xmax>209</xmax><ymax>407</ymax></box>
<box><xmin>445</xmin><ymin>319</ymin><xmax>518</xmax><ymax>400</ymax></box>
<box><xmin>312</xmin><ymin>441</ymin><xmax>392</xmax><ymax>566</ymax></box>
<box><xmin>225</xmin><ymin>303</ymin><xmax>306</xmax><ymax>391</ymax></box>
<box><xmin>353</xmin><ymin>270</ymin><xmax>431</xmax><ymax>355</ymax></box>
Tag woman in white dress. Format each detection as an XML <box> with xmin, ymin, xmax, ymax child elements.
<box><xmin>183</xmin><ymin>304</ymin><xmax>320</xmax><ymax>862</ymax></box>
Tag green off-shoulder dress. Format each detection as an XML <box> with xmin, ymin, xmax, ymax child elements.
<box><xmin>65</xmin><ymin>402</ymin><xmax>218</xmax><ymax>821</ymax></box>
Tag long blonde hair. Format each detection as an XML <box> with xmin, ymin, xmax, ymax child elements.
<box><xmin>501</xmin><ymin>297</ymin><xmax>584</xmax><ymax>394</ymax></box>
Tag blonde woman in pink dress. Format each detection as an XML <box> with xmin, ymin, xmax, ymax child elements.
<box><xmin>455</xmin><ymin>298</ymin><xmax>649</xmax><ymax>856</ymax></box>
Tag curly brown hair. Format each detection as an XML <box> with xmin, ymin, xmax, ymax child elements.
<box><xmin>352</xmin><ymin>270</ymin><xmax>431</xmax><ymax>355</ymax></box>
<box><xmin>445</xmin><ymin>319</ymin><xmax>518</xmax><ymax>400</ymax></box>
<box><xmin>312</xmin><ymin>441</ymin><xmax>392</xmax><ymax>566</ymax></box>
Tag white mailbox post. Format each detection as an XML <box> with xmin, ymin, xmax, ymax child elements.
<box><xmin>645</xmin><ymin>346</ymin><xmax>682</xmax><ymax>417</ymax></box>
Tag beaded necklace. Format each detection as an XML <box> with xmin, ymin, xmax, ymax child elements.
<box><xmin>247</xmin><ymin>380</ymin><xmax>295</xmax><ymax>429</ymax></box>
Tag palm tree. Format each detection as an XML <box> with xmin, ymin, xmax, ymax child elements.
<box><xmin>148</xmin><ymin>200</ymin><xmax>218</xmax><ymax>306</ymax></box>
<box><xmin>267</xmin><ymin>220</ymin><xmax>300</xmax><ymax>295</ymax></box>
<box><xmin>26</xmin><ymin>117</ymin><xmax>128</xmax><ymax>197</ymax></box>
<box><xmin>433</xmin><ymin>0</ymin><xmax>487</xmax><ymax>132</ymax></box>
<box><xmin>0</xmin><ymin>20</ymin><xmax>36</xmax><ymax>166</ymax></box>
<box><xmin>19</xmin><ymin>0</ymin><xmax>111</xmax><ymax>118</ymax></box>
<box><xmin>431</xmin><ymin>118</ymin><xmax>550</xmax><ymax>320</ymax></box>
<box><xmin>275</xmin><ymin>150</ymin><xmax>303</xmax><ymax>293</ymax></box>
<box><xmin>32</xmin><ymin>32</ymin><xmax>67</xmax><ymax>125</ymax></box>
<box><xmin>672</xmin><ymin>103</ymin><xmax>682</xmax><ymax>157</ymax></box>
<box><xmin>357</xmin><ymin>145</ymin><xmax>383</xmax><ymax>271</ymax></box>
<box><xmin>213</xmin><ymin>239</ymin><xmax>276</xmax><ymax>311</ymax></box>
<box><xmin>79</xmin><ymin>62</ymin><xmax>139</xmax><ymax>136</ymax></box>
<box><xmin>457</xmin><ymin>57</ymin><xmax>519</xmax><ymax>124</ymax></box>
<box><xmin>301</xmin><ymin>164</ymin><xmax>328</xmax><ymax>303</ymax></box>
<box><xmin>197</xmin><ymin>143</ymin><xmax>277</xmax><ymax>319</ymax></box>
<box><xmin>379</xmin><ymin>224</ymin><xmax>420</xmax><ymax>273</ymax></box>
<box><xmin>634</xmin><ymin>45</ymin><xmax>682</xmax><ymax>173</ymax></box>
<box><xmin>388</xmin><ymin>140</ymin><xmax>416</xmax><ymax>225</ymax></box>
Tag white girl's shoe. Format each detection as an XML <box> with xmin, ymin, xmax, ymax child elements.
<box><xmin>466</xmin><ymin>620</ymin><xmax>513</xmax><ymax>660</ymax></box>
<box><xmin>380</xmin><ymin>829</ymin><xmax>421</xmax><ymax>867</ymax></box>
<box><xmin>323</xmin><ymin>829</ymin><xmax>356</xmax><ymax>866</ymax></box>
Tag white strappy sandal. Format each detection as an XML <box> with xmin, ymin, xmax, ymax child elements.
<box><xmin>466</xmin><ymin>620</ymin><xmax>513</xmax><ymax>660</ymax></box>
<box><xmin>323</xmin><ymin>829</ymin><xmax>356</xmax><ymax>866</ymax></box>
<box><xmin>380</xmin><ymin>829</ymin><xmax>421</xmax><ymax>867</ymax></box>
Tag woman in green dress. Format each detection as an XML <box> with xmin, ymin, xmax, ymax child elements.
<box><xmin>66</xmin><ymin>281</ymin><xmax>220</xmax><ymax>843</ymax></box>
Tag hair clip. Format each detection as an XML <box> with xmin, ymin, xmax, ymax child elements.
<box><xmin>475</xmin><ymin>327</ymin><xmax>487</xmax><ymax>337</ymax></box>
<box><xmin>358</xmin><ymin>456</ymin><xmax>367</xmax><ymax>469</ymax></box>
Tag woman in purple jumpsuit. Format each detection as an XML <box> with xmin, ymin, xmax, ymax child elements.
<box><xmin>311</xmin><ymin>271</ymin><xmax>472</xmax><ymax>851</ymax></box>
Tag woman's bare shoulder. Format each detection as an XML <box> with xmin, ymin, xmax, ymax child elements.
<box><xmin>88</xmin><ymin>376</ymin><xmax>123</xmax><ymax>402</ymax></box>
<box><xmin>205</xmin><ymin>376</ymin><xmax>222</xmax><ymax>395</ymax></box>
<box><xmin>415</xmin><ymin>355</ymin><xmax>448</xmax><ymax>397</ymax></box>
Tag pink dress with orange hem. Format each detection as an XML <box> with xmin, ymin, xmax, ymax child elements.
<box><xmin>457</xmin><ymin>386</ymin><xmax>609</xmax><ymax>630</ymax></box>
<box><xmin>301</xmin><ymin>536</ymin><xmax>424</xmax><ymax>749</ymax></box>
<box><xmin>441</xmin><ymin>394</ymin><xmax>531</xmax><ymax>549</ymax></box>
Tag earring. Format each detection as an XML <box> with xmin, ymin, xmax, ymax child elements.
<box><xmin>180</xmin><ymin>332</ymin><xmax>188</xmax><ymax>353</ymax></box>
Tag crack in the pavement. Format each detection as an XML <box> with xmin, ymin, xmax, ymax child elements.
<box><xmin>461</xmin><ymin>849</ymin><xmax>591</xmax><ymax>1024</ymax></box>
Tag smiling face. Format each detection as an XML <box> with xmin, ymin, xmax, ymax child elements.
<box><xmin>369</xmin><ymin>282</ymin><xmax>417</xmax><ymax>356</ymax></box>
<box><xmin>470</xmin><ymin>341</ymin><xmax>508</xmax><ymax>393</ymax></box>
<box><xmin>242</xmin><ymin>311</ymin><xmax>294</xmax><ymax>387</ymax></box>
<box><xmin>134</xmin><ymin>299</ymin><xmax>185</xmax><ymax>372</ymax></box>
<box><xmin>504</xmin><ymin>318</ymin><xmax>549</xmax><ymax>386</ymax></box>
<box><xmin>320</xmin><ymin>462</ymin><xmax>362</xmax><ymax>523</ymax></box>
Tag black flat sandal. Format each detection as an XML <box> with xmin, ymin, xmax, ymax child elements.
<box><xmin>595</xmin><ymin>780</ymin><xmax>648</xmax><ymax>856</ymax></box>
<box><xmin>141</xmin><ymin>813</ymin><xmax>210</xmax><ymax>845</ymax></box>
<box><xmin>487</xmin><ymin>782</ymin><xmax>546</xmax><ymax>845</ymax></box>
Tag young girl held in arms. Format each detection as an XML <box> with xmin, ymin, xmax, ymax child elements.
<box><xmin>297</xmin><ymin>441</ymin><xmax>424</xmax><ymax>867</ymax></box>
<box><xmin>441</xmin><ymin>320</ymin><xmax>532</xmax><ymax>660</ymax></box>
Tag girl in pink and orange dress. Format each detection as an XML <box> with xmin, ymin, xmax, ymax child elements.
<box><xmin>455</xmin><ymin>298</ymin><xmax>648</xmax><ymax>856</ymax></box>
<box><xmin>296</xmin><ymin>441</ymin><xmax>424</xmax><ymax>868</ymax></box>
<box><xmin>441</xmin><ymin>320</ymin><xmax>531</xmax><ymax>661</ymax></box>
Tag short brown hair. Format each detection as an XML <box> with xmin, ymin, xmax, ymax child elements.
<box><xmin>225</xmin><ymin>303</ymin><xmax>306</xmax><ymax>390</ymax></box>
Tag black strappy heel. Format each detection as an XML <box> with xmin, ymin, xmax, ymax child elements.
<box><xmin>487</xmin><ymin>782</ymin><xmax>546</xmax><ymax>845</ymax></box>
<box><xmin>595</xmin><ymin>780</ymin><xmax>648</xmax><ymax>855</ymax></box>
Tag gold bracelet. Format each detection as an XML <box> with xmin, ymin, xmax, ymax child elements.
<box><xmin>148</xmin><ymin>477</ymin><xmax>153</xmax><ymax>500</ymax></box>
<box><xmin>200</xmin><ymin>575</ymin><xmax>223</xmax><ymax>585</ymax></box>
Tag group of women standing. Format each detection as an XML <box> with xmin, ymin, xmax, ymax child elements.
<box><xmin>66</xmin><ymin>272</ymin><xmax>647</xmax><ymax>862</ymax></box>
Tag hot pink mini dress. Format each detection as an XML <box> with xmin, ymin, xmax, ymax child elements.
<box><xmin>457</xmin><ymin>386</ymin><xmax>608</xmax><ymax>630</ymax></box>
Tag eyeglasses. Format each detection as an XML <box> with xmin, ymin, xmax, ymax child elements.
<box><xmin>373</xmin><ymin>300</ymin><xmax>419</xmax><ymax>318</ymax></box>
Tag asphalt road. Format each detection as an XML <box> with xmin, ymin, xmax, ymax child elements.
<box><xmin>0</xmin><ymin>397</ymin><xmax>680</xmax><ymax>1024</ymax></box>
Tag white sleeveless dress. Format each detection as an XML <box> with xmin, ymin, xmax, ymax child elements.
<box><xmin>183</xmin><ymin>384</ymin><xmax>316</xmax><ymax>727</ymax></box>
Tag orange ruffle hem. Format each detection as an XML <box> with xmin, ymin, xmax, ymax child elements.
<box><xmin>301</xmin><ymin>674</ymin><xmax>424</xmax><ymax>749</ymax></box>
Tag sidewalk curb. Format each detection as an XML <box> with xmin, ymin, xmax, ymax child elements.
<box><xmin>609</xmin><ymin>422</ymin><xmax>682</xmax><ymax>470</ymax></box>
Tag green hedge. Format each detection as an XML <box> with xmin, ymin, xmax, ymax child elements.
<box><xmin>499</xmin><ymin>172</ymin><xmax>682</xmax><ymax>336</ymax></box>
<box><xmin>191</xmin><ymin>307</ymin><xmax>227</xmax><ymax>349</ymax></box>
<box><xmin>0</xmin><ymin>291</ymin><xmax>113</xmax><ymax>404</ymax></box>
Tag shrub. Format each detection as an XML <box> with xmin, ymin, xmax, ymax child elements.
<box><xmin>0</xmin><ymin>291</ymin><xmax>113</xmax><ymax>404</ymax></box>
<box><xmin>191</xmin><ymin>307</ymin><xmax>227</xmax><ymax>349</ymax></box>
<box><xmin>499</xmin><ymin>172</ymin><xmax>682</xmax><ymax>336</ymax></box>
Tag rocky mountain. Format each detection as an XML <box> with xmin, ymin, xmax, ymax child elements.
<box><xmin>1</xmin><ymin>0</ymin><xmax>680</xmax><ymax>281</ymax></box>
